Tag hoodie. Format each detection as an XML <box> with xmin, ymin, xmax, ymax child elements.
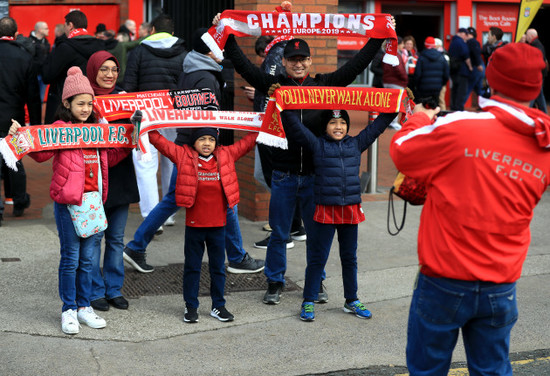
<box><xmin>123</xmin><ymin>32</ymin><xmax>188</xmax><ymax>92</ymax></box>
<box><xmin>414</xmin><ymin>48</ymin><xmax>450</xmax><ymax>98</ymax></box>
<box><xmin>41</xmin><ymin>35</ymin><xmax>106</xmax><ymax>124</ymax></box>
<box><xmin>174</xmin><ymin>50</ymin><xmax>223</xmax><ymax>146</ymax></box>
<box><xmin>390</xmin><ymin>96</ymin><xmax>550</xmax><ymax>283</ymax></box>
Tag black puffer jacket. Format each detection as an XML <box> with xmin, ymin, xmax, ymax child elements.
<box><xmin>0</xmin><ymin>40</ymin><xmax>41</xmax><ymax>135</ymax></box>
<box><xmin>414</xmin><ymin>48</ymin><xmax>450</xmax><ymax>98</ymax></box>
<box><xmin>41</xmin><ymin>35</ymin><xmax>105</xmax><ymax>124</ymax></box>
<box><xmin>29</xmin><ymin>31</ymin><xmax>51</xmax><ymax>67</ymax></box>
<box><xmin>282</xmin><ymin>111</ymin><xmax>395</xmax><ymax>205</ymax></box>
<box><xmin>123</xmin><ymin>33</ymin><xmax>187</xmax><ymax>92</ymax></box>
<box><xmin>224</xmin><ymin>35</ymin><xmax>383</xmax><ymax>175</ymax></box>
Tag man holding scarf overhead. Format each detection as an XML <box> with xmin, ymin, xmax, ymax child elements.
<box><xmin>212</xmin><ymin>11</ymin><xmax>396</xmax><ymax>305</ymax></box>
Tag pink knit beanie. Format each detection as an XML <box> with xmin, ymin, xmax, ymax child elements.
<box><xmin>62</xmin><ymin>66</ymin><xmax>94</xmax><ymax>101</ymax></box>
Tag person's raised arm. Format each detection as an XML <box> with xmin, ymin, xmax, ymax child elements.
<box><xmin>212</xmin><ymin>13</ymin><xmax>277</xmax><ymax>94</ymax></box>
<box><xmin>321</xmin><ymin>16</ymin><xmax>396</xmax><ymax>87</ymax></box>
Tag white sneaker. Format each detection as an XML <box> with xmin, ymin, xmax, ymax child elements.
<box><xmin>61</xmin><ymin>309</ymin><xmax>80</xmax><ymax>334</ymax></box>
<box><xmin>77</xmin><ymin>307</ymin><xmax>106</xmax><ymax>329</ymax></box>
<box><xmin>164</xmin><ymin>215</ymin><xmax>176</xmax><ymax>226</ymax></box>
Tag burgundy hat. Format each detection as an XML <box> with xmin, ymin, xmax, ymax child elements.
<box><xmin>62</xmin><ymin>66</ymin><xmax>94</xmax><ymax>101</ymax></box>
<box><xmin>486</xmin><ymin>43</ymin><xmax>545</xmax><ymax>102</ymax></box>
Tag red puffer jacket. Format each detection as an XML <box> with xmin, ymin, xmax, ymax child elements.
<box><xmin>149</xmin><ymin>131</ymin><xmax>257</xmax><ymax>209</ymax></box>
<box><xmin>29</xmin><ymin>122</ymin><xmax>130</xmax><ymax>205</ymax></box>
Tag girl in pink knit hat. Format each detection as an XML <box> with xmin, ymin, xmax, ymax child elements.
<box><xmin>9</xmin><ymin>66</ymin><xmax>129</xmax><ymax>335</ymax></box>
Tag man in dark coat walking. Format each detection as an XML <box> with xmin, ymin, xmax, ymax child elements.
<box><xmin>0</xmin><ymin>17</ymin><xmax>41</xmax><ymax>221</ymax></box>
<box><xmin>41</xmin><ymin>10</ymin><xmax>105</xmax><ymax>124</ymax></box>
<box><xmin>414</xmin><ymin>36</ymin><xmax>449</xmax><ymax>104</ymax></box>
<box><xmin>526</xmin><ymin>28</ymin><xmax>548</xmax><ymax>113</ymax></box>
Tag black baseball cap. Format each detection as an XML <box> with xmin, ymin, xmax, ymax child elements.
<box><xmin>283</xmin><ymin>39</ymin><xmax>310</xmax><ymax>58</ymax></box>
<box><xmin>458</xmin><ymin>28</ymin><xmax>468</xmax><ymax>34</ymax></box>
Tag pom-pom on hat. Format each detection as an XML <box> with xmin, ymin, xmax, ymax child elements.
<box><xmin>190</xmin><ymin>127</ymin><xmax>219</xmax><ymax>145</ymax></box>
<box><xmin>424</xmin><ymin>36</ymin><xmax>437</xmax><ymax>49</ymax></box>
<box><xmin>320</xmin><ymin>109</ymin><xmax>351</xmax><ymax>131</ymax></box>
<box><xmin>486</xmin><ymin>42</ymin><xmax>545</xmax><ymax>102</ymax></box>
<box><xmin>62</xmin><ymin>66</ymin><xmax>94</xmax><ymax>101</ymax></box>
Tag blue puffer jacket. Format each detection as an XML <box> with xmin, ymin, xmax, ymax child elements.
<box><xmin>414</xmin><ymin>48</ymin><xmax>450</xmax><ymax>98</ymax></box>
<box><xmin>281</xmin><ymin>111</ymin><xmax>396</xmax><ymax>206</ymax></box>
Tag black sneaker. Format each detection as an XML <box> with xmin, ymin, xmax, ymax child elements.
<box><xmin>91</xmin><ymin>298</ymin><xmax>110</xmax><ymax>312</ymax></box>
<box><xmin>227</xmin><ymin>252</ymin><xmax>265</xmax><ymax>274</ymax></box>
<box><xmin>13</xmin><ymin>194</ymin><xmax>31</xmax><ymax>217</ymax></box>
<box><xmin>184</xmin><ymin>307</ymin><xmax>199</xmax><ymax>323</ymax></box>
<box><xmin>290</xmin><ymin>226</ymin><xmax>307</xmax><ymax>241</ymax></box>
<box><xmin>210</xmin><ymin>306</ymin><xmax>234</xmax><ymax>322</ymax></box>
<box><xmin>263</xmin><ymin>282</ymin><xmax>284</xmax><ymax>305</ymax></box>
<box><xmin>253</xmin><ymin>235</ymin><xmax>294</xmax><ymax>249</ymax></box>
<box><xmin>315</xmin><ymin>282</ymin><xmax>329</xmax><ymax>304</ymax></box>
<box><xmin>123</xmin><ymin>247</ymin><xmax>154</xmax><ymax>273</ymax></box>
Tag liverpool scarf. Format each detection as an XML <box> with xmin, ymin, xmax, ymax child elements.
<box><xmin>135</xmin><ymin>109</ymin><xmax>264</xmax><ymax>159</ymax></box>
<box><xmin>0</xmin><ymin>123</ymin><xmax>135</xmax><ymax>170</ymax></box>
<box><xmin>257</xmin><ymin>86</ymin><xmax>409</xmax><ymax>149</ymax></box>
<box><xmin>94</xmin><ymin>88</ymin><xmax>219</xmax><ymax>122</ymax></box>
<box><xmin>203</xmin><ymin>10</ymin><xmax>399</xmax><ymax>66</ymax></box>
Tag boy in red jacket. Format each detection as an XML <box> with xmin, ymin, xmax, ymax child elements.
<box><xmin>148</xmin><ymin>127</ymin><xmax>257</xmax><ymax>323</ymax></box>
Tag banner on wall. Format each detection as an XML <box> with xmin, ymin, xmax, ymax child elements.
<box><xmin>515</xmin><ymin>0</ymin><xmax>543</xmax><ymax>42</ymax></box>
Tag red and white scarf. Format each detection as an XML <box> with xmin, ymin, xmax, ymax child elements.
<box><xmin>68</xmin><ymin>28</ymin><xmax>89</xmax><ymax>38</ymax></box>
<box><xmin>94</xmin><ymin>88</ymin><xmax>219</xmax><ymax>122</ymax></box>
<box><xmin>203</xmin><ymin>10</ymin><xmax>399</xmax><ymax>66</ymax></box>
<box><xmin>135</xmin><ymin>109</ymin><xmax>264</xmax><ymax>160</ymax></box>
<box><xmin>0</xmin><ymin>123</ymin><xmax>135</xmax><ymax>171</ymax></box>
<box><xmin>257</xmin><ymin>86</ymin><xmax>409</xmax><ymax>148</ymax></box>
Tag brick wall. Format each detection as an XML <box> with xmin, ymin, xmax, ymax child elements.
<box><xmin>233</xmin><ymin>0</ymin><xmax>339</xmax><ymax>221</ymax></box>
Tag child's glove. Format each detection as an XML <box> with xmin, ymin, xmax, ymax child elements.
<box><xmin>268</xmin><ymin>83</ymin><xmax>281</xmax><ymax>97</ymax></box>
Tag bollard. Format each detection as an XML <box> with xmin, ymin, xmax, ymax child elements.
<box><xmin>366</xmin><ymin>111</ymin><xmax>379</xmax><ymax>194</ymax></box>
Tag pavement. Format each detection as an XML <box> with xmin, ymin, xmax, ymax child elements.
<box><xmin>1</xmin><ymin>125</ymin><xmax>550</xmax><ymax>376</ymax></box>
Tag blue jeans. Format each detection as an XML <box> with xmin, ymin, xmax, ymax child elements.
<box><xmin>467</xmin><ymin>65</ymin><xmax>485</xmax><ymax>98</ymax></box>
<box><xmin>407</xmin><ymin>272</ymin><xmax>518</xmax><ymax>376</ymax></box>
<box><xmin>183</xmin><ymin>226</ymin><xmax>226</xmax><ymax>309</ymax></box>
<box><xmin>91</xmin><ymin>204</ymin><xmax>129</xmax><ymax>301</ymax></box>
<box><xmin>451</xmin><ymin>74</ymin><xmax>469</xmax><ymax>111</ymax></box>
<box><xmin>265</xmin><ymin>170</ymin><xmax>315</xmax><ymax>284</ymax></box>
<box><xmin>54</xmin><ymin>202</ymin><xmax>103</xmax><ymax>312</ymax></box>
<box><xmin>531</xmin><ymin>85</ymin><xmax>548</xmax><ymax>114</ymax></box>
<box><xmin>126</xmin><ymin>165</ymin><xmax>246</xmax><ymax>264</ymax></box>
<box><xmin>303</xmin><ymin>222</ymin><xmax>358</xmax><ymax>301</ymax></box>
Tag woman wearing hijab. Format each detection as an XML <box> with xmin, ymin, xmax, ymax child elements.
<box><xmin>86</xmin><ymin>51</ymin><xmax>140</xmax><ymax>312</ymax></box>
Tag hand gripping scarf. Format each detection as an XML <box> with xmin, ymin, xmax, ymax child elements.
<box><xmin>203</xmin><ymin>10</ymin><xmax>399</xmax><ymax>66</ymax></box>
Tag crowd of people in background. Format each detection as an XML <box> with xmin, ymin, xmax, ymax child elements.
<box><xmin>1</xmin><ymin>6</ymin><xmax>550</xmax><ymax>375</ymax></box>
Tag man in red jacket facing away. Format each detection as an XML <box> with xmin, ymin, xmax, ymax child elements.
<box><xmin>390</xmin><ymin>42</ymin><xmax>550</xmax><ymax>375</ymax></box>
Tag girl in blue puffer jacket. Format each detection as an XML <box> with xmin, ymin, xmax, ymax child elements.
<box><xmin>281</xmin><ymin>108</ymin><xmax>396</xmax><ymax>322</ymax></box>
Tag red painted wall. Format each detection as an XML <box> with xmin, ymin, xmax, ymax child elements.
<box><xmin>10</xmin><ymin>5</ymin><xmax>120</xmax><ymax>45</ymax></box>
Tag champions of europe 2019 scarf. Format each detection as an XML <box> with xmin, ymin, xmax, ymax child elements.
<box><xmin>257</xmin><ymin>86</ymin><xmax>409</xmax><ymax>149</ymax></box>
<box><xmin>203</xmin><ymin>10</ymin><xmax>399</xmax><ymax>66</ymax></box>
